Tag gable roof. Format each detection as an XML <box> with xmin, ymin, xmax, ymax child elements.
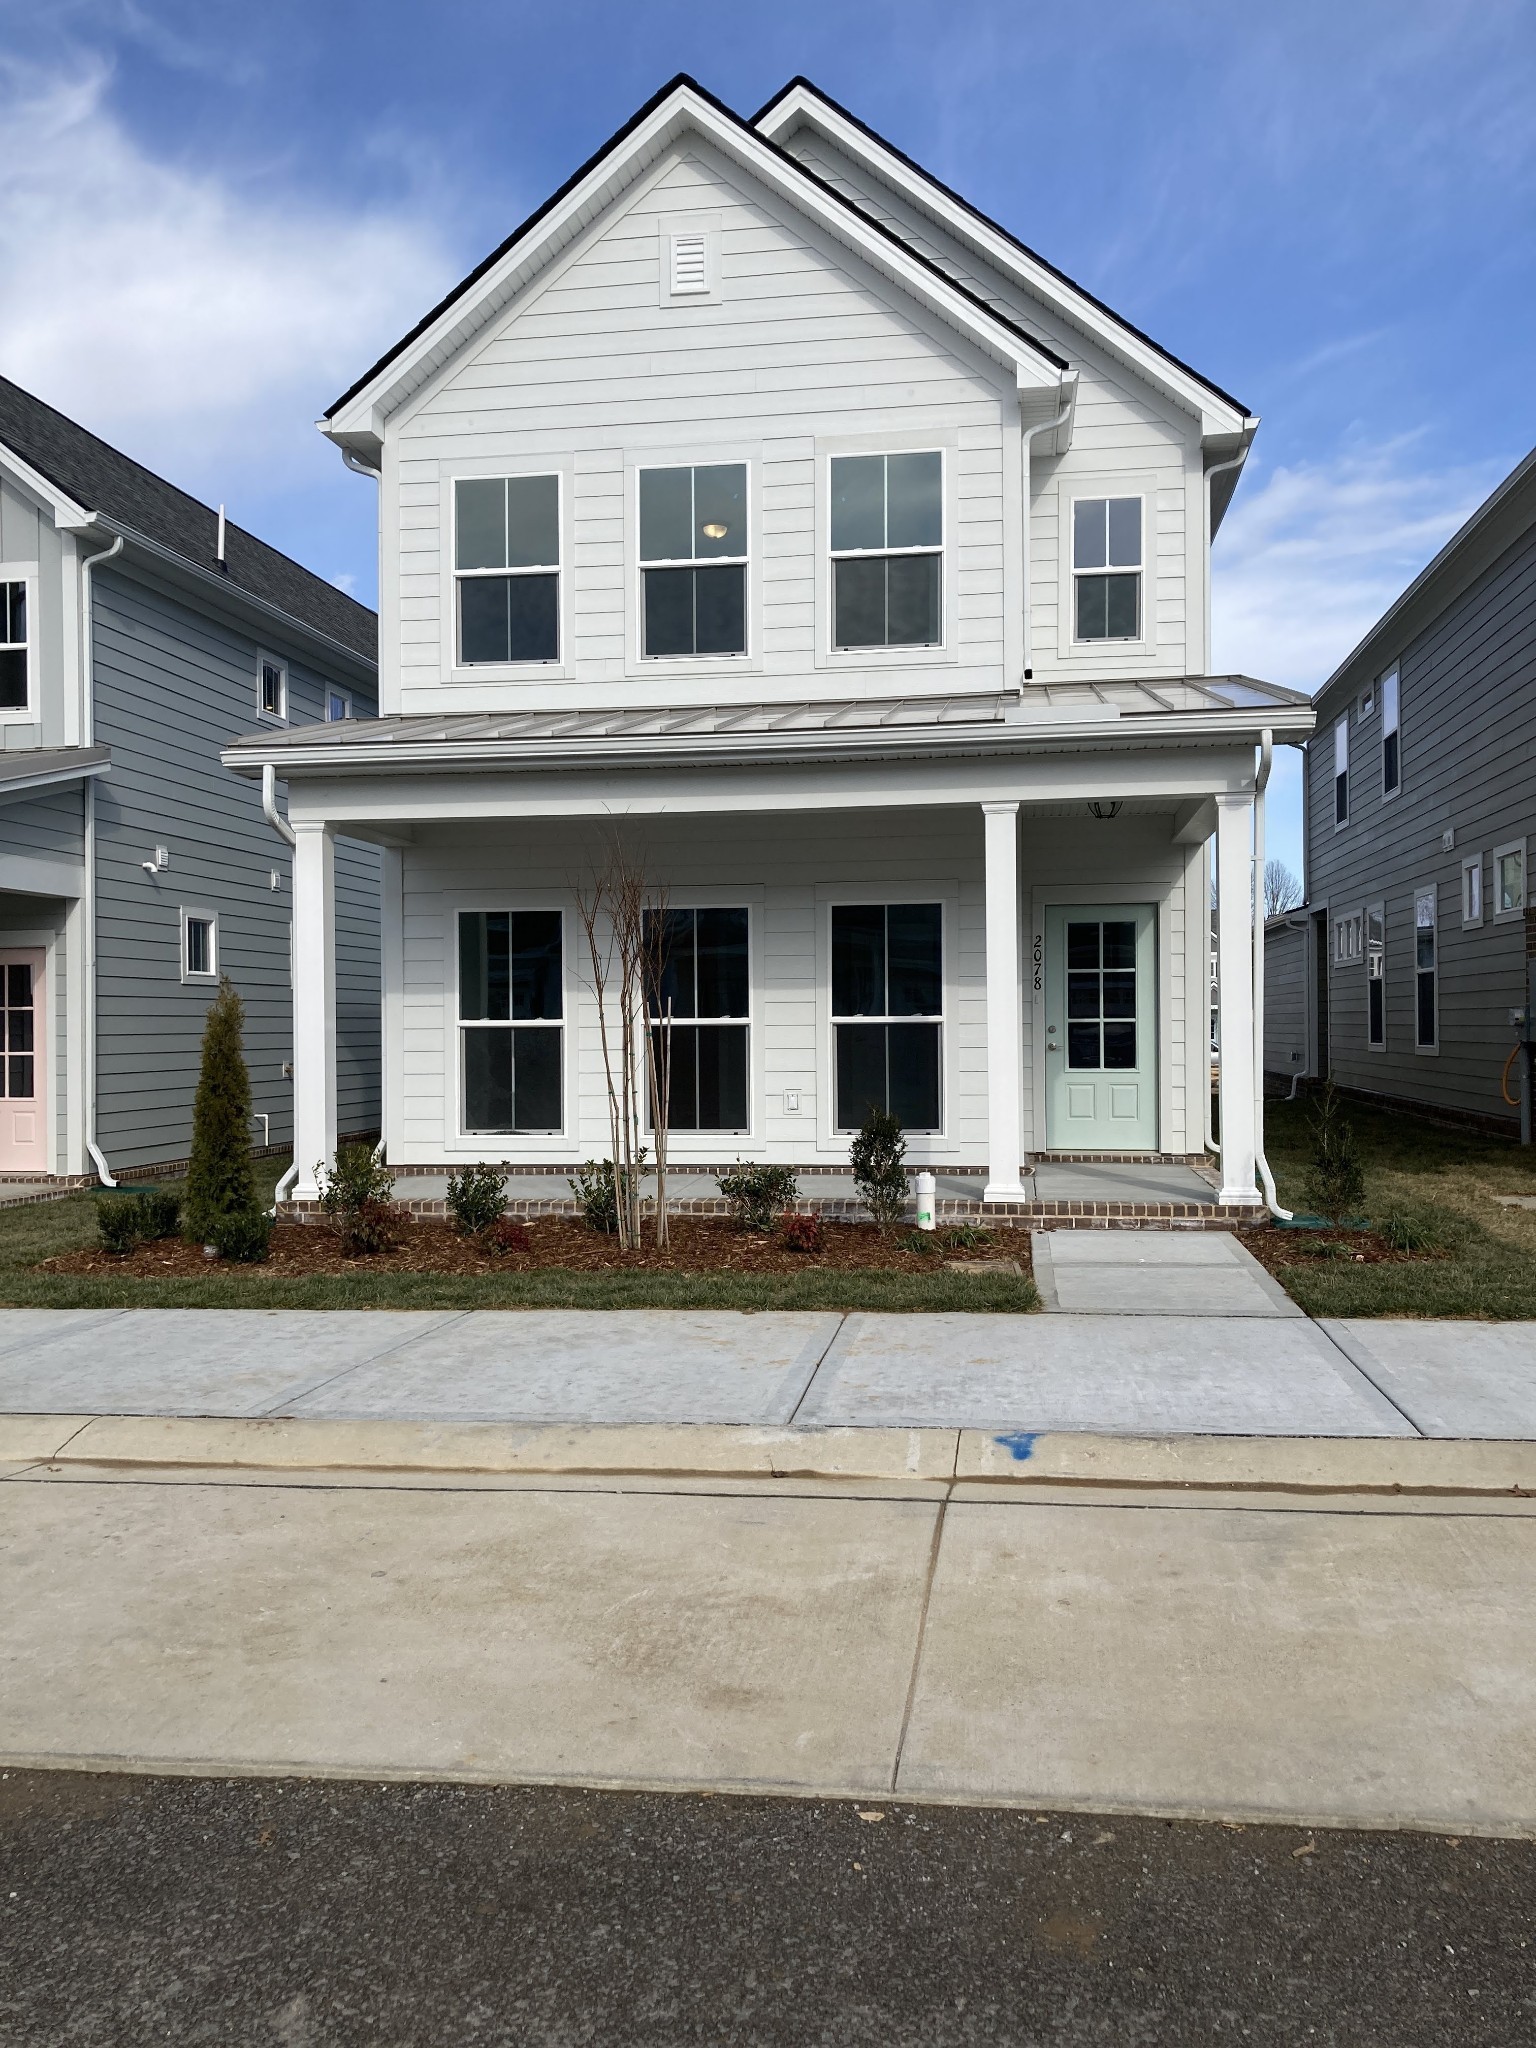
<box><xmin>753</xmin><ymin>77</ymin><xmax>1253</xmax><ymax>433</ymax></box>
<box><xmin>323</xmin><ymin>73</ymin><xmax>1069</xmax><ymax>442</ymax></box>
<box><xmin>0</xmin><ymin>375</ymin><xmax>376</xmax><ymax>664</ymax></box>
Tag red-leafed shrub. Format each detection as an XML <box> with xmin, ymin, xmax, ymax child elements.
<box><xmin>485</xmin><ymin>1217</ymin><xmax>532</xmax><ymax>1256</ymax></box>
<box><xmin>777</xmin><ymin>1210</ymin><xmax>824</xmax><ymax>1254</ymax></box>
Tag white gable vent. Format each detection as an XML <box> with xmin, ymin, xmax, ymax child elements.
<box><xmin>670</xmin><ymin>232</ymin><xmax>708</xmax><ymax>295</ymax></box>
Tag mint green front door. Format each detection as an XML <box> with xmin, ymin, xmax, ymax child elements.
<box><xmin>1044</xmin><ymin>904</ymin><xmax>1157</xmax><ymax>1151</ymax></box>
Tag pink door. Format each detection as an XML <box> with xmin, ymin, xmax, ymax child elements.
<box><xmin>0</xmin><ymin>951</ymin><xmax>46</xmax><ymax>1173</ymax></box>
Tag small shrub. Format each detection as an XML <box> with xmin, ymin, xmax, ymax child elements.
<box><xmin>777</xmin><ymin>1210</ymin><xmax>824</xmax><ymax>1254</ymax></box>
<box><xmin>717</xmin><ymin>1162</ymin><xmax>799</xmax><ymax>1232</ymax></box>
<box><xmin>850</xmin><ymin>1105</ymin><xmax>908</xmax><ymax>1228</ymax></box>
<box><xmin>1300</xmin><ymin>1082</ymin><xmax>1367</xmax><ymax>1227</ymax></box>
<box><xmin>940</xmin><ymin>1224</ymin><xmax>992</xmax><ymax>1252</ymax></box>
<box><xmin>317</xmin><ymin>1145</ymin><xmax>399</xmax><ymax>1255</ymax></box>
<box><xmin>208</xmin><ymin>1207</ymin><xmax>273</xmax><ymax>1263</ymax></box>
<box><xmin>137</xmin><ymin>1188</ymin><xmax>182</xmax><ymax>1240</ymax></box>
<box><xmin>1380</xmin><ymin>1208</ymin><xmax>1442</xmax><ymax>1254</ymax></box>
<box><xmin>485</xmin><ymin>1216</ymin><xmax>532</xmax><ymax>1256</ymax></box>
<box><xmin>446</xmin><ymin>1161</ymin><xmax>508</xmax><ymax>1235</ymax></box>
<box><xmin>97</xmin><ymin>1195</ymin><xmax>145</xmax><ymax>1256</ymax></box>
<box><xmin>570</xmin><ymin>1158</ymin><xmax>629</xmax><ymax>1234</ymax></box>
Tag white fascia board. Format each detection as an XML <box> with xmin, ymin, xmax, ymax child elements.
<box><xmin>757</xmin><ymin>85</ymin><xmax>1254</xmax><ymax>442</ymax></box>
<box><xmin>323</xmin><ymin>88</ymin><xmax>1063</xmax><ymax>441</ymax></box>
<box><xmin>0</xmin><ymin>440</ymin><xmax>94</xmax><ymax>530</ymax></box>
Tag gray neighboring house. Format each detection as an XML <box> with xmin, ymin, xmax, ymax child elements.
<box><xmin>1266</xmin><ymin>446</ymin><xmax>1536</xmax><ymax>1130</ymax></box>
<box><xmin>0</xmin><ymin>376</ymin><xmax>380</xmax><ymax>1185</ymax></box>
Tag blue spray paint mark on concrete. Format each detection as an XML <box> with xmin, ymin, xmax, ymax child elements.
<box><xmin>993</xmin><ymin>1431</ymin><xmax>1039</xmax><ymax>1463</ymax></box>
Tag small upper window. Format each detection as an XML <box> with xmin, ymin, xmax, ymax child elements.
<box><xmin>0</xmin><ymin>581</ymin><xmax>27</xmax><ymax>712</ymax></box>
<box><xmin>326</xmin><ymin>688</ymin><xmax>352</xmax><ymax>722</ymax></box>
<box><xmin>1333</xmin><ymin>911</ymin><xmax>1363</xmax><ymax>966</ymax></box>
<box><xmin>830</xmin><ymin>453</ymin><xmax>942</xmax><ymax>651</ymax></box>
<box><xmin>1462</xmin><ymin>855</ymin><xmax>1484</xmax><ymax>928</ymax></box>
<box><xmin>1073</xmin><ymin>496</ymin><xmax>1142</xmax><ymax>641</ymax></box>
<box><xmin>639</xmin><ymin>463</ymin><xmax>747</xmax><ymax>658</ymax></box>
<box><xmin>1381</xmin><ymin>667</ymin><xmax>1400</xmax><ymax>797</ymax></box>
<box><xmin>1494</xmin><ymin>841</ymin><xmax>1526</xmax><ymax>918</ymax></box>
<box><xmin>258</xmin><ymin>655</ymin><xmax>287</xmax><ymax>722</ymax></box>
<box><xmin>456</xmin><ymin>476</ymin><xmax>560</xmax><ymax>666</ymax></box>
<box><xmin>182</xmin><ymin>910</ymin><xmax>217</xmax><ymax>981</ymax></box>
<box><xmin>1333</xmin><ymin>716</ymin><xmax>1349</xmax><ymax>827</ymax></box>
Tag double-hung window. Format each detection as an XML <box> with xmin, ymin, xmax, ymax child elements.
<box><xmin>639</xmin><ymin>463</ymin><xmax>747</xmax><ymax>657</ymax></box>
<box><xmin>1494</xmin><ymin>841</ymin><xmax>1525</xmax><ymax>919</ymax></box>
<box><xmin>1333</xmin><ymin>716</ymin><xmax>1349</xmax><ymax>826</ymax></box>
<box><xmin>832</xmin><ymin>903</ymin><xmax>943</xmax><ymax>1131</ymax></box>
<box><xmin>456</xmin><ymin>476</ymin><xmax>561</xmax><ymax>665</ymax></box>
<box><xmin>326</xmin><ymin>688</ymin><xmax>352</xmax><ymax>722</ymax></box>
<box><xmin>830</xmin><ymin>453</ymin><xmax>942</xmax><ymax>649</ymax></box>
<box><xmin>0</xmin><ymin>581</ymin><xmax>28</xmax><ymax>712</ymax></box>
<box><xmin>1072</xmin><ymin>497</ymin><xmax>1142</xmax><ymax>641</ymax></box>
<box><xmin>458</xmin><ymin>911</ymin><xmax>563</xmax><ymax>1132</ymax></box>
<box><xmin>644</xmin><ymin>908</ymin><xmax>750</xmax><ymax>1132</ymax></box>
<box><xmin>1414</xmin><ymin>889</ymin><xmax>1438</xmax><ymax>1051</ymax></box>
<box><xmin>1381</xmin><ymin>668</ymin><xmax>1400</xmax><ymax>797</ymax></box>
<box><xmin>1366</xmin><ymin>903</ymin><xmax>1386</xmax><ymax>1049</ymax></box>
<box><xmin>181</xmin><ymin>909</ymin><xmax>217</xmax><ymax>982</ymax></box>
<box><xmin>258</xmin><ymin>654</ymin><xmax>287</xmax><ymax>722</ymax></box>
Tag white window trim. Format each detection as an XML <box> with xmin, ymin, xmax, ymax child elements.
<box><xmin>826</xmin><ymin>449</ymin><xmax>947</xmax><ymax>660</ymax></box>
<box><xmin>1492</xmin><ymin>837</ymin><xmax>1526</xmax><ymax>922</ymax></box>
<box><xmin>1332</xmin><ymin>715</ymin><xmax>1349</xmax><ymax>829</ymax></box>
<box><xmin>0</xmin><ymin>562</ymin><xmax>38</xmax><ymax>725</ymax></box>
<box><xmin>437</xmin><ymin>457</ymin><xmax>573</xmax><ymax>689</ymax></box>
<box><xmin>1365</xmin><ymin>901</ymin><xmax>1386</xmax><ymax>1052</ymax></box>
<box><xmin>1462</xmin><ymin>854</ymin><xmax>1484</xmax><ymax>930</ymax></box>
<box><xmin>1414</xmin><ymin>884</ymin><xmax>1439</xmax><ymax>1055</ymax></box>
<box><xmin>659</xmin><ymin>212</ymin><xmax>722</xmax><ymax>307</ymax></box>
<box><xmin>1332</xmin><ymin>908</ymin><xmax>1364</xmax><ymax>969</ymax></box>
<box><xmin>325</xmin><ymin>687</ymin><xmax>353</xmax><ymax>722</ymax></box>
<box><xmin>822</xmin><ymin>894</ymin><xmax>950</xmax><ymax>1143</ymax></box>
<box><xmin>1380</xmin><ymin>666</ymin><xmax>1401</xmax><ymax>801</ymax></box>
<box><xmin>180</xmin><ymin>906</ymin><xmax>218</xmax><ymax>983</ymax></box>
<box><xmin>256</xmin><ymin>650</ymin><xmax>288</xmax><ymax>726</ymax></box>
<box><xmin>642</xmin><ymin>903</ymin><xmax>756</xmax><ymax>1142</ymax></box>
<box><xmin>813</xmin><ymin>432</ymin><xmax>959</xmax><ymax>674</ymax></box>
<box><xmin>630</xmin><ymin>456</ymin><xmax>757</xmax><ymax>671</ymax></box>
<box><xmin>452</xmin><ymin>904</ymin><xmax>568</xmax><ymax>1144</ymax></box>
<box><xmin>1068</xmin><ymin>491</ymin><xmax>1145</xmax><ymax>649</ymax></box>
<box><xmin>450</xmin><ymin>472</ymin><xmax>564</xmax><ymax>673</ymax></box>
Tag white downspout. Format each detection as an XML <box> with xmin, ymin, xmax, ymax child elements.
<box><xmin>1019</xmin><ymin>388</ymin><xmax>1075</xmax><ymax>690</ymax></box>
<box><xmin>1204</xmin><ymin>439</ymin><xmax>1252</xmax><ymax>1161</ymax></box>
<box><xmin>79</xmin><ymin>532</ymin><xmax>123</xmax><ymax>1187</ymax></box>
<box><xmin>1253</xmin><ymin>727</ymin><xmax>1292</xmax><ymax>1219</ymax></box>
<box><xmin>260</xmin><ymin>763</ymin><xmax>301</xmax><ymax>1210</ymax></box>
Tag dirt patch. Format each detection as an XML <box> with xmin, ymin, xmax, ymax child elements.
<box><xmin>1240</xmin><ymin>1226</ymin><xmax>1446</xmax><ymax>1274</ymax></box>
<box><xmin>44</xmin><ymin>1215</ymin><xmax>1032</xmax><ymax>1282</ymax></box>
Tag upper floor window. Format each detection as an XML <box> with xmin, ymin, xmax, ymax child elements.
<box><xmin>1333</xmin><ymin>716</ymin><xmax>1349</xmax><ymax>826</ymax></box>
<box><xmin>1462</xmin><ymin>855</ymin><xmax>1483</xmax><ymax>928</ymax></box>
<box><xmin>1414</xmin><ymin>888</ymin><xmax>1438</xmax><ymax>1051</ymax></box>
<box><xmin>639</xmin><ymin>463</ymin><xmax>747</xmax><ymax>658</ymax></box>
<box><xmin>644</xmin><ymin>906</ymin><xmax>750</xmax><ymax>1132</ymax></box>
<box><xmin>830</xmin><ymin>452</ymin><xmax>942</xmax><ymax>650</ymax></box>
<box><xmin>832</xmin><ymin>902</ymin><xmax>943</xmax><ymax>1132</ymax></box>
<box><xmin>326</xmin><ymin>688</ymin><xmax>352</xmax><ymax>723</ymax></box>
<box><xmin>0</xmin><ymin>582</ymin><xmax>27</xmax><ymax>712</ymax></box>
<box><xmin>1494</xmin><ymin>839</ymin><xmax>1526</xmax><ymax>919</ymax></box>
<box><xmin>456</xmin><ymin>476</ymin><xmax>560</xmax><ymax>665</ymax></box>
<box><xmin>1333</xmin><ymin>910</ymin><xmax>1363</xmax><ymax>966</ymax></box>
<box><xmin>258</xmin><ymin>654</ymin><xmax>287</xmax><ymax>723</ymax></box>
<box><xmin>1381</xmin><ymin>667</ymin><xmax>1400</xmax><ymax>797</ymax></box>
<box><xmin>1366</xmin><ymin>903</ymin><xmax>1386</xmax><ymax>1048</ymax></box>
<box><xmin>1073</xmin><ymin>496</ymin><xmax>1141</xmax><ymax>641</ymax></box>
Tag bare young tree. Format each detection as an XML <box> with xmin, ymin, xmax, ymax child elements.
<box><xmin>1264</xmin><ymin>858</ymin><xmax>1303</xmax><ymax>919</ymax></box>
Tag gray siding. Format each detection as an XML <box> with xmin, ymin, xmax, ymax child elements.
<box><xmin>1263</xmin><ymin>919</ymin><xmax>1309</xmax><ymax>1081</ymax></box>
<box><xmin>1306</xmin><ymin>520</ymin><xmax>1536</xmax><ymax>1124</ymax></box>
<box><xmin>91</xmin><ymin>567</ymin><xmax>380</xmax><ymax>1166</ymax></box>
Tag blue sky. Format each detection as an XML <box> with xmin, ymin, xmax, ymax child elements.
<box><xmin>3</xmin><ymin>0</ymin><xmax>1533</xmax><ymax>873</ymax></box>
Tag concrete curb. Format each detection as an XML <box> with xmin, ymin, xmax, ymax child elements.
<box><xmin>4</xmin><ymin>1414</ymin><xmax>1534</xmax><ymax>1497</ymax></box>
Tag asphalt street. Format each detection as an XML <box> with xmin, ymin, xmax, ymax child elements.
<box><xmin>0</xmin><ymin>1771</ymin><xmax>1531</xmax><ymax>2046</ymax></box>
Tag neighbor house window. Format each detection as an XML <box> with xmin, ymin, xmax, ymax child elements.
<box><xmin>832</xmin><ymin>903</ymin><xmax>942</xmax><ymax>1131</ymax></box>
<box><xmin>1494</xmin><ymin>840</ymin><xmax>1525</xmax><ymax>919</ymax></box>
<box><xmin>1414</xmin><ymin>889</ymin><xmax>1438</xmax><ymax>1051</ymax></box>
<box><xmin>639</xmin><ymin>463</ymin><xmax>747</xmax><ymax>657</ymax></box>
<box><xmin>456</xmin><ymin>475</ymin><xmax>561</xmax><ymax>665</ymax></box>
<box><xmin>1072</xmin><ymin>496</ymin><xmax>1142</xmax><ymax>641</ymax></box>
<box><xmin>181</xmin><ymin>909</ymin><xmax>217</xmax><ymax>982</ymax></box>
<box><xmin>326</xmin><ymin>688</ymin><xmax>352</xmax><ymax>722</ymax></box>
<box><xmin>830</xmin><ymin>452</ymin><xmax>943</xmax><ymax>651</ymax></box>
<box><xmin>1333</xmin><ymin>717</ymin><xmax>1349</xmax><ymax>826</ymax></box>
<box><xmin>1366</xmin><ymin>903</ymin><xmax>1385</xmax><ymax>1049</ymax></box>
<box><xmin>0</xmin><ymin>581</ymin><xmax>28</xmax><ymax>712</ymax></box>
<box><xmin>1333</xmin><ymin>911</ymin><xmax>1363</xmax><ymax>966</ymax></box>
<box><xmin>258</xmin><ymin>654</ymin><xmax>287</xmax><ymax>722</ymax></box>
<box><xmin>1462</xmin><ymin>855</ymin><xmax>1484</xmax><ymax>928</ymax></box>
<box><xmin>644</xmin><ymin>907</ymin><xmax>749</xmax><ymax>1132</ymax></box>
<box><xmin>1381</xmin><ymin>667</ymin><xmax>1400</xmax><ymax>797</ymax></box>
<box><xmin>458</xmin><ymin>911</ymin><xmax>563</xmax><ymax>1132</ymax></box>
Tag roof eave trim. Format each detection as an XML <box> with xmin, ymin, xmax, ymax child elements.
<box><xmin>0</xmin><ymin>438</ymin><xmax>95</xmax><ymax>530</ymax></box>
<box><xmin>0</xmin><ymin>751</ymin><xmax>112</xmax><ymax>803</ymax></box>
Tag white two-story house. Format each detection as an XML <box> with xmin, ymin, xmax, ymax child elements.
<box><xmin>227</xmin><ymin>75</ymin><xmax>1311</xmax><ymax>1212</ymax></box>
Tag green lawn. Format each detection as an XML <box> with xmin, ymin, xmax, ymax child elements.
<box><xmin>1260</xmin><ymin>1095</ymin><xmax>1536</xmax><ymax>1318</ymax></box>
<box><xmin>0</xmin><ymin>1164</ymin><xmax>1038</xmax><ymax>1314</ymax></box>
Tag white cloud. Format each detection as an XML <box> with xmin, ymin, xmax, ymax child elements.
<box><xmin>0</xmin><ymin>57</ymin><xmax>456</xmax><ymax>482</ymax></box>
<box><xmin>1211</xmin><ymin>442</ymin><xmax>1506</xmax><ymax>693</ymax></box>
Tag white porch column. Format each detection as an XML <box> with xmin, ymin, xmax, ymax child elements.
<box><xmin>1215</xmin><ymin>792</ymin><xmax>1261</xmax><ymax>1206</ymax></box>
<box><xmin>291</xmin><ymin>819</ymin><xmax>337</xmax><ymax>1203</ymax></box>
<box><xmin>982</xmin><ymin>800</ymin><xmax>1026</xmax><ymax>1201</ymax></box>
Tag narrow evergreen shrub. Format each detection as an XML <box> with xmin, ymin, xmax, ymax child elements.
<box><xmin>208</xmin><ymin>1208</ymin><xmax>273</xmax><ymax>1263</ymax></box>
<box><xmin>850</xmin><ymin>1105</ymin><xmax>908</xmax><ymax>1228</ymax></box>
<box><xmin>717</xmin><ymin>1162</ymin><xmax>799</xmax><ymax>1232</ymax></box>
<box><xmin>184</xmin><ymin>977</ymin><xmax>254</xmax><ymax>1242</ymax></box>
<box><xmin>446</xmin><ymin>1162</ymin><xmax>508</xmax><ymax>1235</ymax></box>
<box><xmin>1301</xmin><ymin>1082</ymin><xmax>1367</xmax><ymax>1226</ymax></box>
<box><xmin>317</xmin><ymin>1145</ymin><xmax>398</xmax><ymax>1255</ymax></box>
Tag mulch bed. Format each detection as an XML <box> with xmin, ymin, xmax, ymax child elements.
<box><xmin>45</xmin><ymin>1215</ymin><xmax>1031</xmax><ymax>1281</ymax></box>
<box><xmin>1239</xmin><ymin>1226</ymin><xmax>1446</xmax><ymax>1273</ymax></box>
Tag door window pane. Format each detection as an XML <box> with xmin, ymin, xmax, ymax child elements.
<box><xmin>1062</xmin><ymin>918</ymin><xmax>1139</xmax><ymax>1071</ymax></box>
<box><xmin>0</xmin><ymin>963</ymin><xmax>35</xmax><ymax>1100</ymax></box>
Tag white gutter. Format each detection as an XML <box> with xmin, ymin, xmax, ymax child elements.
<box><xmin>258</xmin><ymin>765</ymin><xmax>299</xmax><ymax>1210</ymax></box>
<box><xmin>79</xmin><ymin>533</ymin><xmax>124</xmax><ymax>1187</ymax></box>
<box><xmin>1252</xmin><ymin>726</ymin><xmax>1292</xmax><ymax>1219</ymax></box>
<box><xmin>1019</xmin><ymin>388</ymin><xmax>1076</xmax><ymax>689</ymax></box>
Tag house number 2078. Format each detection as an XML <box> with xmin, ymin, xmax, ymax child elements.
<box><xmin>1032</xmin><ymin>935</ymin><xmax>1044</xmax><ymax>991</ymax></box>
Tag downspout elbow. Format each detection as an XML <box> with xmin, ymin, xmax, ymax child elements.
<box><xmin>263</xmin><ymin>763</ymin><xmax>297</xmax><ymax>848</ymax></box>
